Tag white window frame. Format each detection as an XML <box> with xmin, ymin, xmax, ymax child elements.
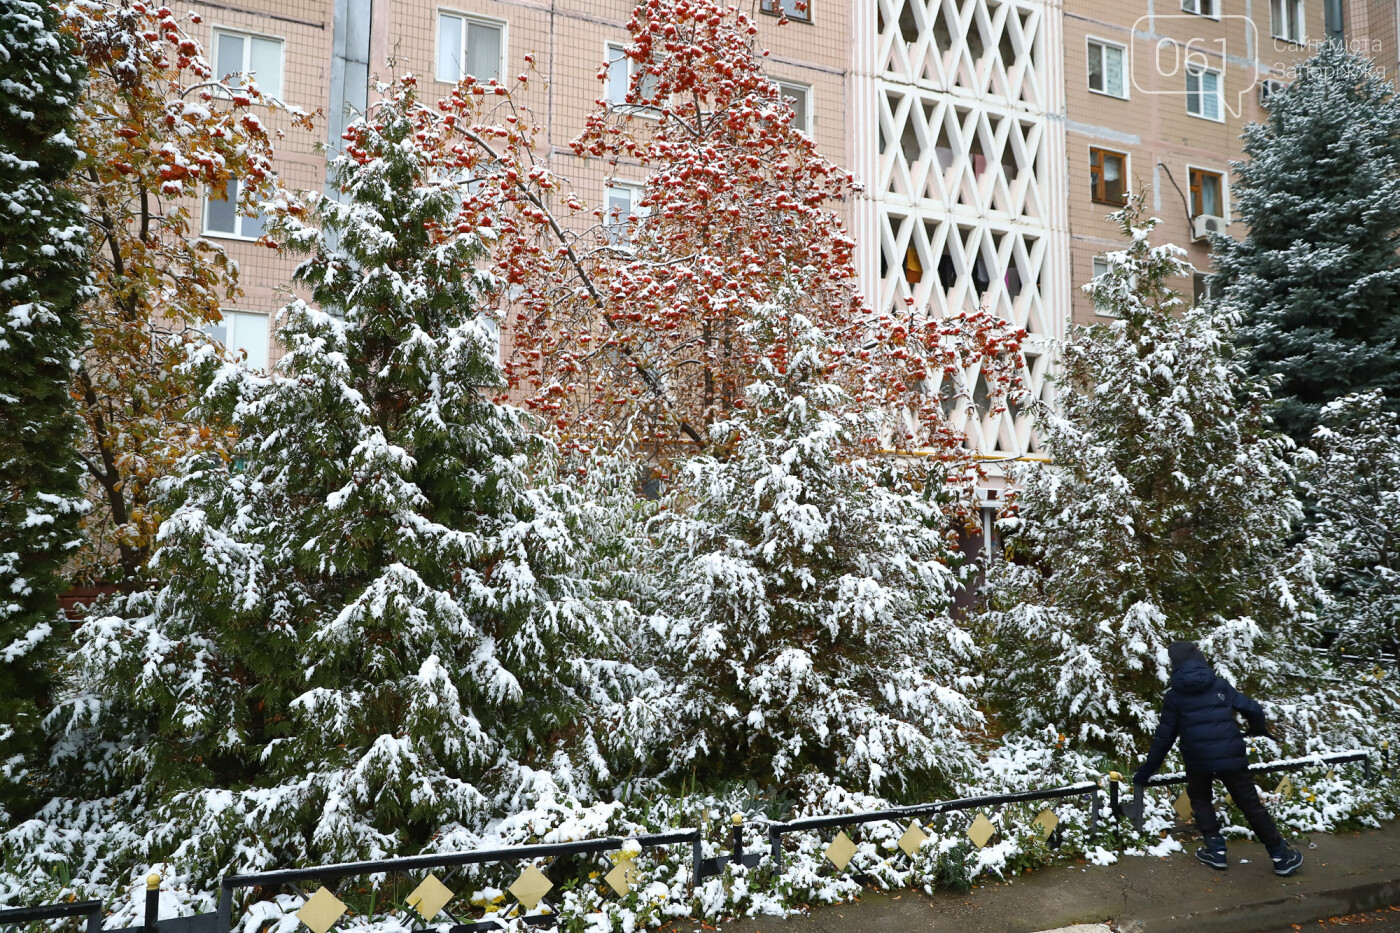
<box><xmin>1186</xmin><ymin>163</ymin><xmax>1229</xmax><ymax>221</ymax></box>
<box><xmin>1090</xmin><ymin>254</ymin><xmax>1138</xmax><ymax>317</ymax></box>
<box><xmin>211</xmin><ymin>27</ymin><xmax>285</xmax><ymax>100</ymax></box>
<box><xmin>1181</xmin><ymin>0</ymin><xmax>1219</xmax><ymax>17</ymax></box>
<box><xmin>1185</xmin><ymin>65</ymin><xmax>1225</xmax><ymax>122</ymax></box>
<box><xmin>435</xmin><ymin>10</ymin><xmax>506</xmax><ymax>84</ymax></box>
<box><xmin>603</xmin><ymin>182</ymin><xmax>648</xmax><ymax>246</ymax></box>
<box><xmin>603</xmin><ymin>40</ymin><xmax>664</xmax><ymax>111</ymax></box>
<box><xmin>1085</xmin><ymin>37</ymin><xmax>1128</xmax><ymax>99</ymax></box>
<box><xmin>205</xmin><ymin>309</ymin><xmax>271</xmax><ymax>371</ymax></box>
<box><xmin>1271</xmin><ymin>0</ymin><xmax>1305</xmax><ymax>42</ymax></box>
<box><xmin>1090</xmin><ymin>255</ymin><xmax>1116</xmax><ymax>317</ymax></box>
<box><xmin>1192</xmin><ymin>268</ymin><xmax>1221</xmax><ymax>305</ymax></box>
<box><xmin>203</xmin><ymin>177</ymin><xmax>266</xmax><ymax>241</ymax></box>
<box><xmin>775</xmin><ymin>79</ymin><xmax>813</xmax><ymax>135</ymax></box>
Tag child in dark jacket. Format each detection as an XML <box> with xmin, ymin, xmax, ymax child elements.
<box><xmin>1131</xmin><ymin>641</ymin><xmax>1304</xmax><ymax>876</ymax></box>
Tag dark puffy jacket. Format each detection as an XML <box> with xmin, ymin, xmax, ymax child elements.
<box><xmin>1135</xmin><ymin>658</ymin><xmax>1268</xmax><ymax>779</ymax></box>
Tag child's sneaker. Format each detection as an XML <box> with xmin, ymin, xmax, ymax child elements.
<box><xmin>1269</xmin><ymin>845</ymin><xmax>1303</xmax><ymax>877</ymax></box>
<box><xmin>1195</xmin><ymin>836</ymin><xmax>1228</xmax><ymax>870</ymax></box>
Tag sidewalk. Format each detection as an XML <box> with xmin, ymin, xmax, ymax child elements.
<box><xmin>710</xmin><ymin>819</ymin><xmax>1400</xmax><ymax>933</ymax></box>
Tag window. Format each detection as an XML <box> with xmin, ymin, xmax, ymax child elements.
<box><xmin>1271</xmin><ymin>0</ymin><xmax>1304</xmax><ymax>41</ymax></box>
<box><xmin>760</xmin><ymin>0</ymin><xmax>810</xmax><ymax>21</ymax></box>
<box><xmin>205</xmin><ymin>310</ymin><xmax>269</xmax><ymax>370</ymax></box>
<box><xmin>1091</xmin><ymin>255</ymin><xmax>1113</xmax><ymax>315</ymax></box>
<box><xmin>604</xmin><ymin>183</ymin><xmax>647</xmax><ymax>244</ymax></box>
<box><xmin>776</xmin><ymin>80</ymin><xmax>812</xmax><ymax>134</ymax></box>
<box><xmin>204</xmin><ymin>178</ymin><xmax>265</xmax><ymax>240</ymax></box>
<box><xmin>1189</xmin><ymin>167</ymin><xmax>1224</xmax><ymax>217</ymax></box>
<box><xmin>1087</xmin><ymin>40</ymin><xmax>1126</xmax><ymax>98</ymax></box>
<box><xmin>475</xmin><ymin>312</ymin><xmax>501</xmax><ymax>361</ymax></box>
<box><xmin>213</xmin><ymin>29</ymin><xmax>283</xmax><ymax>99</ymax></box>
<box><xmin>1186</xmin><ymin>66</ymin><xmax>1223</xmax><ymax>121</ymax></box>
<box><xmin>1181</xmin><ymin>0</ymin><xmax>1217</xmax><ymax>15</ymax></box>
<box><xmin>436</xmin><ymin>12</ymin><xmax>502</xmax><ymax>83</ymax></box>
<box><xmin>1192</xmin><ymin>271</ymin><xmax>1220</xmax><ymax>305</ymax></box>
<box><xmin>604</xmin><ymin>42</ymin><xmax>661</xmax><ymax>105</ymax></box>
<box><xmin>1089</xmin><ymin>147</ymin><xmax>1127</xmax><ymax>205</ymax></box>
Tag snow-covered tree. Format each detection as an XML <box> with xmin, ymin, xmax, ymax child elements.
<box><xmin>1212</xmin><ymin>42</ymin><xmax>1400</xmax><ymax>444</ymax></box>
<box><xmin>39</xmin><ymin>81</ymin><xmax>645</xmax><ymax>874</ymax></box>
<box><xmin>641</xmin><ymin>289</ymin><xmax>994</xmax><ymax>797</ymax></box>
<box><xmin>982</xmin><ymin>199</ymin><xmax>1318</xmax><ymax>759</ymax></box>
<box><xmin>1298</xmin><ymin>391</ymin><xmax>1400</xmax><ymax>655</ymax></box>
<box><xmin>0</xmin><ymin>0</ymin><xmax>89</xmax><ymax>817</ymax></box>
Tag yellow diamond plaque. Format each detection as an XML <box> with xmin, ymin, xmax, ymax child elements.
<box><xmin>1033</xmin><ymin>808</ymin><xmax>1059</xmax><ymax>841</ymax></box>
<box><xmin>296</xmin><ymin>887</ymin><xmax>346</xmax><ymax>933</ymax></box>
<box><xmin>1276</xmin><ymin>775</ymin><xmax>1294</xmax><ymax>799</ymax></box>
<box><xmin>824</xmin><ymin>831</ymin><xmax>857</xmax><ymax>871</ymax></box>
<box><xmin>897</xmin><ymin>821</ymin><xmax>928</xmax><ymax>858</ymax></box>
<box><xmin>1173</xmin><ymin>790</ymin><xmax>1193</xmax><ymax>821</ymax></box>
<box><xmin>509</xmin><ymin>865</ymin><xmax>553</xmax><ymax>911</ymax></box>
<box><xmin>604</xmin><ymin>858</ymin><xmax>638</xmax><ymax>896</ymax></box>
<box><xmin>967</xmin><ymin>812</ymin><xmax>996</xmax><ymax>849</ymax></box>
<box><xmin>406</xmin><ymin>873</ymin><xmax>454</xmax><ymax>921</ymax></box>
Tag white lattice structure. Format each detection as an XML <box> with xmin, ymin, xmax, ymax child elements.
<box><xmin>852</xmin><ymin>0</ymin><xmax>1069</xmax><ymax>457</ymax></box>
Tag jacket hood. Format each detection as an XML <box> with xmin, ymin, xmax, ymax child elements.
<box><xmin>1168</xmin><ymin>640</ymin><xmax>1207</xmax><ymax>667</ymax></box>
<box><xmin>1171</xmin><ymin>658</ymin><xmax>1216</xmax><ymax>694</ymax></box>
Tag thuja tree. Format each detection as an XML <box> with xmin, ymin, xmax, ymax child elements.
<box><xmin>641</xmin><ymin>289</ymin><xmax>1023</xmax><ymax>797</ymax></box>
<box><xmin>981</xmin><ymin>199</ymin><xmax>1319</xmax><ymax>758</ymax></box>
<box><xmin>29</xmin><ymin>83</ymin><xmax>644</xmax><ymax>882</ymax></box>
<box><xmin>1299</xmin><ymin>391</ymin><xmax>1400</xmax><ymax>655</ymax></box>
<box><xmin>0</xmin><ymin>0</ymin><xmax>89</xmax><ymax>817</ymax></box>
<box><xmin>1213</xmin><ymin>42</ymin><xmax>1400</xmax><ymax>444</ymax></box>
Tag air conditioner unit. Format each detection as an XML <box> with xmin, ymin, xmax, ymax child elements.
<box><xmin>1192</xmin><ymin>213</ymin><xmax>1226</xmax><ymax>242</ymax></box>
<box><xmin>1259</xmin><ymin>78</ymin><xmax>1288</xmax><ymax>107</ymax></box>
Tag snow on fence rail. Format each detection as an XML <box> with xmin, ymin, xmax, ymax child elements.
<box><xmin>1</xmin><ymin>750</ymin><xmax>1386</xmax><ymax>933</ymax></box>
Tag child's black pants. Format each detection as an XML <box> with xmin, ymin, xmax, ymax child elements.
<box><xmin>1185</xmin><ymin>769</ymin><xmax>1282</xmax><ymax>848</ymax></box>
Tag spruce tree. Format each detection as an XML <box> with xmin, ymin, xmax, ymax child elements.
<box><xmin>0</xmin><ymin>0</ymin><xmax>89</xmax><ymax>816</ymax></box>
<box><xmin>983</xmin><ymin>200</ymin><xmax>1316</xmax><ymax>758</ymax></box>
<box><xmin>1213</xmin><ymin>42</ymin><xmax>1400</xmax><ymax>443</ymax></box>
<box><xmin>45</xmin><ymin>81</ymin><xmax>642</xmax><ymax>870</ymax></box>
<box><xmin>1298</xmin><ymin>391</ymin><xmax>1400</xmax><ymax>655</ymax></box>
<box><xmin>643</xmin><ymin>292</ymin><xmax>983</xmax><ymax>797</ymax></box>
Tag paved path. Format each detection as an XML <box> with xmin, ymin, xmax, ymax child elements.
<box><xmin>700</xmin><ymin>820</ymin><xmax>1400</xmax><ymax>933</ymax></box>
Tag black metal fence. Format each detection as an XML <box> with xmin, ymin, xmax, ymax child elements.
<box><xmin>1</xmin><ymin>748</ymin><xmax>1388</xmax><ymax>933</ymax></box>
<box><xmin>1125</xmin><ymin>749</ymin><xmax>1374</xmax><ymax>833</ymax></box>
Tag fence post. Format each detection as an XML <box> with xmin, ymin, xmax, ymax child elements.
<box><xmin>144</xmin><ymin>873</ymin><xmax>160</xmax><ymax>933</ymax></box>
<box><xmin>1086</xmin><ymin>790</ymin><xmax>1099</xmax><ymax>839</ymax></box>
<box><xmin>1131</xmin><ymin>784</ymin><xmax>1145</xmax><ymax>835</ymax></box>
<box><xmin>1364</xmin><ymin>754</ymin><xmax>1373</xmax><ymax>785</ymax></box>
<box><xmin>691</xmin><ymin>833</ymin><xmax>703</xmax><ymax>889</ymax></box>
<box><xmin>216</xmin><ymin>880</ymin><xmax>232</xmax><ymax>933</ymax></box>
<box><xmin>1108</xmin><ymin>772</ymin><xmax>1122</xmax><ymax>819</ymax></box>
<box><xmin>730</xmin><ymin>814</ymin><xmax>744</xmax><ymax>868</ymax></box>
<box><xmin>768</xmin><ymin>824</ymin><xmax>783</xmax><ymax>872</ymax></box>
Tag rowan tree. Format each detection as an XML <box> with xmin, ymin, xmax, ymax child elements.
<box><xmin>418</xmin><ymin>0</ymin><xmax>998</xmax><ymax>462</ymax></box>
<box><xmin>61</xmin><ymin>0</ymin><xmax>309</xmax><ymax>584</ymax></box>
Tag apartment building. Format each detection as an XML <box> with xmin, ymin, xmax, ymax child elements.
<box><xmin>1065</xmin><ymin>0</ymin><xmax>1398</xmax><ymax>324</ymax></box>
<box><xmin>184</xmin><ymin>0</ymin><xmax>1398</xmax><ymax>457</ymax></box>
